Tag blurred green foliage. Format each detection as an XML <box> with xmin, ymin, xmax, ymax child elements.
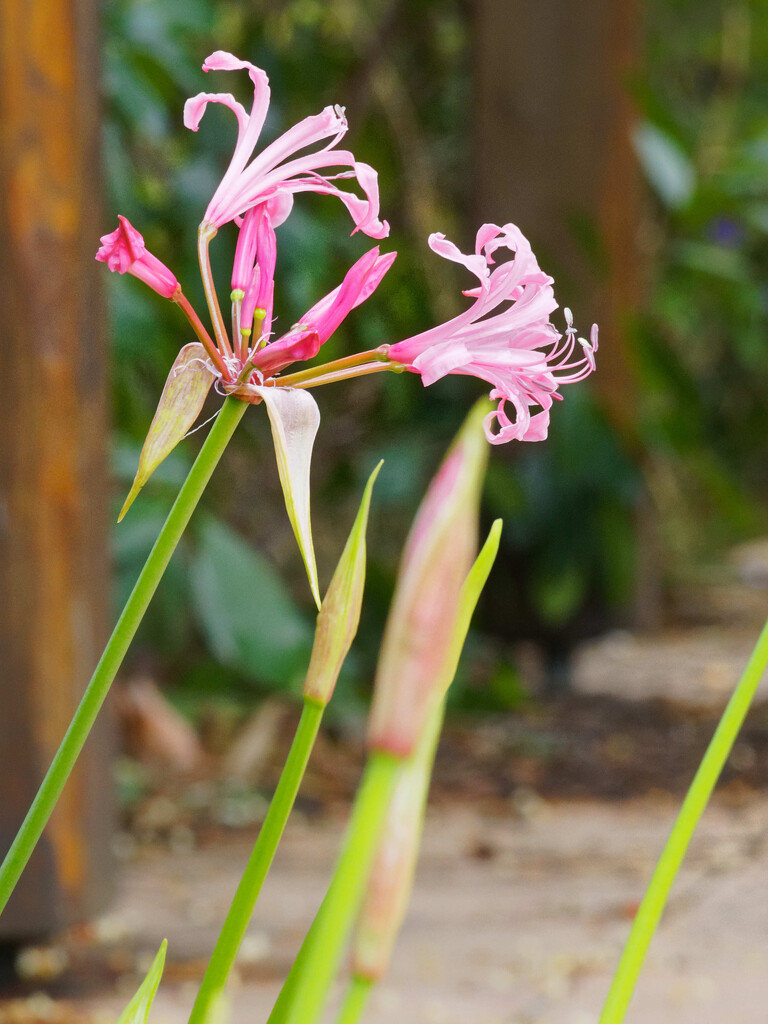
<box><xmin>103</xmin><ymin>0</ymin><xmax>768</xmax><ymax>713</ymax></box>
<box><xmin>633</xmin><ymin>0</ymin><xmax>768</xmax><ymax>557</ymax></box>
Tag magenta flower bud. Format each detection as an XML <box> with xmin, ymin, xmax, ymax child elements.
<box><xmin>241</xmin><ymin>209</ymin><xmax>277</xmax><ymax>334</ymax></box>
<box><xmin>231</xmin><ymin>206</ymin><xmax>262</xmax><ymax>293</ymax></box>
<box><xmin>249</xmin><ymin>246</ymin><xmax>395</xmax><ymax>377</ymax></box>
<box><xmin>366</xmin><ymin>401</ymin><xmax>490</xmax><ymax>757</ymax></box>
<box><xmin>95</xmin><ymin>216</ymin><xmax>179</xmax><ymax>299</ymax></box>
<box><xmin>297</xmin><ymin>247</ymin><xmax>395</xmax><ymax>346</ymax></box>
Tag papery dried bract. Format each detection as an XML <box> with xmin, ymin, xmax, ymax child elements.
<box><xmin>119</xmin><ymin>344</ymin><xmax>216</xmax><ymax>521</ymax></box>
<box><xmin>303</xmin><ymin>462</ymin><xmax>382</xmax><ymax>706</ymax></box>
<box><xmin>250</xmin><ymin>386</ymin><xmax>321</xmax><ymax>608</ymax></box>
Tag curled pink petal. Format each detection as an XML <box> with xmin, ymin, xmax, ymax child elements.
<box><xmin>265</xmin><ymin>192</ymin><xmax>294</xmax><ymax>228</ymax></box>
<box><xmin>183</xmin><ymin>92</ymin><xmax>249</xmax><ymax>135</ymax></box>
<box><xmin>428</xmin><ymin>232</ymin><xmax>489</xmax><ymax>284</ymax></box>
<box><xmin>203</xmin><ymin>50</ymin><xmax>268</xmax><ymax>87</ymax></box>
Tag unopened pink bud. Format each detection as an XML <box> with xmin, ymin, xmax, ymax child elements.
<box><xmin>366</xmin><ymin>401</ymin><xmax>489</xmax><ymax>757</ymax></box>
<box><xmin>96</xmin><ymin>216</ymin><xmax>179</xmax><ymax>299</ymax></box>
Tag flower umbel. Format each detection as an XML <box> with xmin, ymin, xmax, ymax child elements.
<box><xmin>388</xmin><ymin>223</ymin><xmax>598</xmax><ymax>444</ymax></box>
<box><xmin>96</xmin><ymin>53</ymin><xmax>596</xmax><ymax>602</ymax></box>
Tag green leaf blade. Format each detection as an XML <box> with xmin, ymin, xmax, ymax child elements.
<box><xmin>116</xmin><ymin>940</ymin><xmax>167</xmax><ymax>1024</ymax></box>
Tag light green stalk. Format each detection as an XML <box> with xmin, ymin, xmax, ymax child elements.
<box><xmin>0</xmin><ymin>397</ymin><xmax>247</xmax><ymax>916</ymax></box>
<box><xmin>598</xmin><ymin>615</ymin><xmax>768</xmax><ymax>1024</ymax></box>
<box><xmin>266</xmin><ymin>751</ymin><xmax>401</xmax><ymax>1024</ymax></box>
<box><xmin>188</xmin><ymin>464</ymin><xmax>380</xmax><ymax>1024</ymax></box>
<box><xmin>188</xmin><ymin>698</ymin><xmax>324</xmax><ymax>1024</ymax></box>
<box><xmin>334</xmin><ymin>975</ymin><xmax>373</xmax><ymax>1024</ymax></box>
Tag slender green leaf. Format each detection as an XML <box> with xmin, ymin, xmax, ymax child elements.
<box><xmin>252</xmin><ymin>385</ymin><xmax>321</xmax><ymax>607</ymax></box>
<box><xmin>441</xmin><ymin>518</ymin><xmax>503</xmax><ymax>692</ymax></box>
<box><xmin>119</xmin><ymin>343</ymin><xmax>216</xmax><ymax>520</ymax></box>
<box><xmin>116</xmin><ymin>940</ymin><xmax>166</xmax><ymax>1024</ymax></box>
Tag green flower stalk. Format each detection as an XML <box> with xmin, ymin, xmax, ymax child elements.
<box><xmin>0</xmin><ymin>397</ymin><xmax>247</xmax><ymax>916</ymax></box>
<box><xmin>188</xmin><ymin>465</ymin><xmax>380</xmax><ymax>1024</ymax></box>
<box><xmin>267</xmin><ymin>403</ymin><xmax>502</xmax><ymax>1024</ymax></box>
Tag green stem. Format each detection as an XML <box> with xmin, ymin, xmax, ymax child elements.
<box><xmin>335</xmin><ymin>975</ymin><xmax>373</xmax><ymax>1024</ymax></box>
<box><xmin>188</xmin><ymin>698</ymin><xmax>325</xmax><ymax>1024</ymax></box>
<box><xmin>267</xmin><ymin>751</ymin><xmax>401</xmax><ymax>1024</ymax></box>
<box><xmin>598</xmin><ymin>615</ymin><xmax>768</xmax><ymax>1024</ymax></box>
<box><xmin>290</xmin><ymin>363</ymin><xmax>396</xmax><ymax>392</ymax></box>
<box><xmin>0</xmin><ymin>396</ymin><xmax>247</xmax><ymax>917</ymax></box>
<box><xmin>277</xmin><ymin>347</ymin><xmax>391</xmax><ymax>387</ymax></box>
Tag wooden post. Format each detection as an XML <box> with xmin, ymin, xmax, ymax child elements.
<box><xmin>0</xmin><ymin>0</ymin><xmax>113</xmax><ymax>936</ymax></box>
<box><xmin>473</xmin><ymin>0</ymin><xmax>662</xmax><ymax>630</ymax></box>
<box><xmin>474</xmin><ymin>0</ymin><xmax>642</xmax><ymax>436</ymax></box>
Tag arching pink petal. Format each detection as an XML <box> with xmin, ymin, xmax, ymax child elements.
<box><xmin>428</xmin><ymin>232</ymin><xmax>489</xmax><ymax>284</ymax></box>
<box><xmin>184</xmin><ymin>92</ymin><xmax>249</xmax><ymax>136</ymax></box>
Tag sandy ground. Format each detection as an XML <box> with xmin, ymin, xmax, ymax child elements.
<box><xmin>4</xmin><ymin>622</ymin><xmax>768</xmax><ymax>1024</ymax></box>
<box><xmin>61</xmin><ymin>794</ymin><xmax>768</xmax><ymax>1024</ymax></box>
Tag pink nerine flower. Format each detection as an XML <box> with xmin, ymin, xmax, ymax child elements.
<box><xmin>184</xmin><ymin>51</ymin><xmax>389</xmax><ymax>239</ymax></box>
<box><xmin>388</xmin><ymin>223</ymin><xmax>598</xmax><ymax>445</ymax></box>
<box><xmin>95</xmin><ymin>216</ymin><xmax>179</xmax><ymax>299</ymax></box>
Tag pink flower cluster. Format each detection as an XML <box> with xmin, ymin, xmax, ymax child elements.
<box><xmin>389</xmin><ymin>224</ymin><xmax>598</xmax><ymax>444</ymax></box>
<box><xmin>96</xmin><ymin>51</ymin><xmax>596</xmax><ymax>443</ymax></box>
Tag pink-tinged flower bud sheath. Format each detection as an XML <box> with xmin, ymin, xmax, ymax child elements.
<box><xmin>367</xmin><ymin>400</ymin><xmax>490</xmax><ymax>757</ymax></box>
<box><xmin>352</xmin><ymin>701</ymin><xmax>442</xmax><ymax>981</ymax></box>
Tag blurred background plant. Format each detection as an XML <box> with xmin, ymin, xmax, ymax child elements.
<box><xmin>632</xmin><ymin>0</ymin><xmax>768</xmax><ymax>560</ymax></box>
<box><xmin>104</xmin><ymin>0</ymin><xmax>768</xmax><ymax>721</ymax></box>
